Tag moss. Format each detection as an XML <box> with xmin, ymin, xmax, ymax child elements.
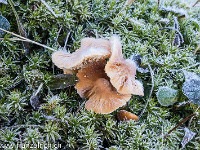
<box><xmin>0</xmin><ymin>0</ymin><xmax>200</xmax><ymax>149</ymax></box>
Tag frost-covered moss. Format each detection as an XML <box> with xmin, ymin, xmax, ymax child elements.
<box><xmin>0</xmin><ymin>0</ymin><xmax>200</xmax><ymax>149</ymax></box>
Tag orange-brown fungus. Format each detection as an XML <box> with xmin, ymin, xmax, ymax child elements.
<box><xmin>75</xmin><ymin>60</ymin><xmax>131</xmax><ymax>114</ymax></box>
<box><xmin>105</xmin><ymin>35</ymin><xmax>144</xmax><ymax>96</ymax></box>
<box><xmin>85</xmin><ymin>78</ymin><xmax>131</xmax><ymax>114</ymax></box>
<box><xmin>75</xmin><ymin>60</ymin><xmax>108</xmax><ymax>98</ymax></box>
<box><xmin>52</xmin><ymin>35</ymin><xmax>144</xmax><ymax>114</ymax></box>
<box><xmin>52</xmin><ymin>38</ymin><xmax>111</xmax><ymax>73</ymax></box>
<box><xmin>117</xmin><ymin>110</ymin><xmax>138</xmax><ymax>121</ymax></box>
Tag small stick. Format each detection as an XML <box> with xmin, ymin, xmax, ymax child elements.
<box><xmin>174</xmin><ymin>100</ymin><xmax>193</xmax><ymax>107</ymax></box>
<box><xmin>118</xmin><ymin>0</ymin><xmax>135</xmax><ymax>15</ymax></box>
<box><xmin>8</xmin><ymin>0</ymin><xmax>30</xmax><ymax>54</ymax></box>
<box><xmin>138</xmin><ymin>64</ymin><xmax>154</xmax><ymax>120</ymax></box>
<box><xmin>164</xmin><ymin>112</ymin><xmax>198</xmax><ymax>139</ymax></box>
<box><xmin>64</xmin><ymin>30</ymin><xmax>71</xmax><ymax>50</ymax></box>
<box><xmin>0</xmin><ymin>37</ymin><xmax>29</xmax><ymax>41</ymax></box>
<box><xmin>0</xmin><ymin>27</ymin><xmax>56</xmax><ymax>51</ymax></box>
<box><xmin>55</xmin><ymin>25</ymin><xmax>63</xmax><ymax>44</ymax></box>
<box><xmin>178</xmin><ymin>15</ymin><xmax>186</xmax><ymax>19</ymax></box>
<box><xmin>192</xmin><ymin>0</ymin><xmax>200</xmax><ymax>7</ymax></box>
<box><xmin>193</xmin><ymin>43</ymin><xmax>200</xmax><ymax>55</ymax></box>
<box><xmin>188</xmin><ymin>106</ymin><xmax>199</xmax><ymax>128</ymax></box>
<box><xmin>34</xmin><ymin>83</ymin><xmax>43</xmax><ymax>96</ymax></box>
<box><xmin>41</xmin><ymin>0</ymin><xmax>58</xmax><ymax>18</ymax></box>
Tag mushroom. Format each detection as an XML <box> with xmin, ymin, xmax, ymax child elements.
<box><xmin>75</xmin><ymin>60</ymin><xmax>131</xmax><ymax>114</ymax></box>
<box><xmin>52</xmin><ymin>35</ymin><xmax>144</xmax><ymax>114</ymax></box>
<box><xmin>52</xmin><ymin>38</ymin><xmax>111</xmax><ymax>74</ymax></box>
<box><xmin>117</xmin><ymin>110</ymin><xmax>138</xmax><ymax>121</ymax></box>
<box><xmin>105</xmin><ymin>35</ymin><xmax>144</xmax><ymax>96</ymax></box>
<box><xmin>75</xmin><ymin>60</ymin><xmax>108</xmax><ymax>98</ymax></box>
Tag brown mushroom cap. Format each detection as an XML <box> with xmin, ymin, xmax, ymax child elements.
<box><xmin>75</xmin><ymin>60</ymin><xmax>131</xmax><ymax>114</ymax></box>
<box><xmin>85</xmin><ymin>78</ymin><xmax>131</xmax><ymax>114</ymax></box>
<box><xmin>52</xmin><ymin>38</ymin><xmax>111</xmax><ymax>72</ymax></box>
<box><xmin>117</xmin><ymin>110</ymin><xmax>138</xmax><ymax>121</ymax></box>
<box><xmin>105</xmin><ymin>35</ymin><xmax>144</xmax><ymax>96</ymax></box>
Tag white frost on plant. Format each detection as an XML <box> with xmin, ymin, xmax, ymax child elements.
<box><xmin>158</xmin><ymin>18</ymin><xmax>170</xmax><ymax>24</ymax></box>
<box><xmin>181</xmin><ymin>127</ymin><xmax>196</xmax><ymax>148</ymax></box>
<box><xmin>182</xmin><ymin>71</ymin><xmax>200</xmax><ymax>106</ymax></box>
<box><xmin>160</xmin><ymin>6</ymin><xmax>188</xmax><ymax>17</ymax></box>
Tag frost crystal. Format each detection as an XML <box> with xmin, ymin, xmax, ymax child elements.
<box><xmin>0</xmin><ymin>0</ymin><xmax>7</xmax><ymax>4</ymax></box>
<box><xmin>156</xmin><ymin>86</ymin><xmax>178</xmax><ymax>106</ymax></box>
<box><xmin>182</xmin><ymin>71</ymin><xmax>200</xmax><ymax>105</ymax></box>
<box><xmin>158</xmin><ymin>18</ymin><xmax>170</xmax><ymax>24</ymax></box>
<box><xmin>181</xmin><ymin>127</ymin><xmax>196</xmax><ymax>148</ymax></box>
<box><xmin>160</xmin><ymin>6</ymin><xmax>188</xmax><ymax>17</ymax></box>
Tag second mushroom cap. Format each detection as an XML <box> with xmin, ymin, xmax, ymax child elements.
<box><xmin>105</xmin><ymin>35</ymin><xmax>144</xmax><ymax>96</ymax></box>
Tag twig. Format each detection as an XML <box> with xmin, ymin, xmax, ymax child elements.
<box><xmin>0</xmin><ymin>27</ymin><xmax>56</xmax><ymax>51</ymax></box>
<box><xmin>41</xmin><ymin>0</ymin><xmax>58</xmax><ymax>18</ymax></box>
<box><xmin>174</xmin><ymin>100</ymin><xmax>193</xmax><ymax>107</ymax></box>
<box><xmin>34</xmin><ymin>83</ymin><xmax>43</xmax><ymax>96</ymax></box>
<box><xmin>193</xmin><ymin>43</ymin><xmax>200</xmax><ymax>55</ymax></box>
<box><xmin>56</xmin><ymin>25</ymin><xmax>63</xmax><ymax>44</ymax></box>
<box><xmin>118</xmin><ymin>0</ymin><xmax>135</xmax><ymax>15</ymax></box>
<box><xmin>188</xmin><ymin>106</ymin><xmax>199</xmax><ymax>128</ymax></box>
<box><xmin>64</xmin><ymin>30</ymin><xmax>71</xmax><ymax>50</ymax></box>
<box><xmin>192</xmin><ymin>0</ymin><xmax>200</xmax><ymax>7</ymax></box>
<box><xmin>178</xmin><ymin>15</ymin><xmax>186</xmax><ymax>19</ymax></box>
<box><xmin>164</xmin><ymin>112</ymin><xmax>198</xmax><ymax>138</ymax></box>
<box><xmin>8</xmin><ymin>0</ymin><xmax>30</xmax><ymax>54</ymax></box>
<box><xmin>0</xmin><ymin>37</ymin><xmax>30</xmax><ymax>41</ymax></box>
<box><xmin>138</xmin><ymin>63</ymin><xmax>154</xmax><ymax>120</ymax></box>
<box><xmin>0</xmin><ymin>124</ymin><xmax>44</xmax><ymax>130</ymax></box>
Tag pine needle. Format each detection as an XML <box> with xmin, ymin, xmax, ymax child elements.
<box><xmin>192</xmin><ymin>0</ymin><xmax>200</xmax><ymax>7</ymax></box>
<box><xmin>7</xmin><ymin>0</ymin><xmax>30</xmax><ymax>53</ymax></box>
<box><xmin>118</xmin><ymin>0</ymin><xmax>135</xmax><ymax>15</ymax></box>
<box><xmin>193</xmin><ymin>43</ymin><xmax>200</xmax><ymax>55</ymax></box>
<box><xmin>41</xmin><ymin>0</ymin><xmax>58</xmax><ymax>18</ymax></box>
<box><xmin>0</xmin><ymin>27</ymin><xmax>56</xmax><ymax>51</ymax></box>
